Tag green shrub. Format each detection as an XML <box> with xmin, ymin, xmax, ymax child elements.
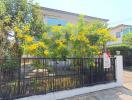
<box><xmin>0</xmin><ymin>59</ymin><xmax>19</xmax><ymax>71</ymax></box>
<box><xmin>0</xmin><ymin>59</ymin><xmax>19</xmax><ymax>81</ymax></box>
<box><xmin>108</xmin><ymin>45</ymin><xmax>132</xmax><ymax>67</ymax></box>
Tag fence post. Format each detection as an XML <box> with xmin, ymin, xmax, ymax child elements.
<box><xmin>114</xmin><ymin>55</ymin><xmax>123</xmax><ymax>86</ymax></box>
<box><xmin>17</xmin><ymin>58</ymin><xmax>21</xmax><ymax>96</ymax></box>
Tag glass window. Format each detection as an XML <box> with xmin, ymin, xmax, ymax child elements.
<box><xmin>116</xmin><ymin>32</ymin><xmax>121</xmax><ymax>38</ymax></box>
<box><xmin>46</xmin><ymin>17</ymin><xmax>67</xmax><ymax>26</ymax></box>
<box><xmin>123</xmin><ymin>28</ymin><xmax>129</xmax><ymax>34</ymax></box>
<box><xmin>130</xmin><ymin>28</ymin><xmax>132</xmax><ymax>32</ymax></box>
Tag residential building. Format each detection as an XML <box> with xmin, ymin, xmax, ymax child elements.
<box><xmin>42</xmin><ymin>7</ymin><xmax>108</xmax><ymax>26</ymax></box>
<box><xmin>108</xmin><ymin>24</ymin><xmax>132</xmax><ymax>45</ymax></box>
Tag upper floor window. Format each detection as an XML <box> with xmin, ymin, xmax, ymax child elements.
<box><xmin>123</xmin><ymin>28</ymin><xmax>129</xmax><ymax>34</ymax></box>
<box><xmin>58</xmin><ymin>24</ymin><xmax>62</xmax><ymax>26</ymax></box>
<box><xmin>46</xmin><ymin>17</ymin><xmax>67</xmax><ymax>26</ymax></box>
<box><xmin>116</xmin><ymin>32</ymin><xmax>121</xmax><ymax>38</ymax></box>
<box><xmin>130</xmin><ymin>28</ymin><xmax>132</xmax><ymax>33</ymax></box>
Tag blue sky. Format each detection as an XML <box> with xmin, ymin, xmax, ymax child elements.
<box><xmin>35</xmin><ymin>0</ymin><xmax>132</xmax><ymax>27</ymax></box>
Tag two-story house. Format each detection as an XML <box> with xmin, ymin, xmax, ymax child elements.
<box><xmin>42</xmin><ymin>7</ymin><xmax>108</xmax><ymax>26</ymax></box>
<box><xmin>108</xmin><ymin>24</ymin><xmax>132</xmax><ymax>45</ymax></box>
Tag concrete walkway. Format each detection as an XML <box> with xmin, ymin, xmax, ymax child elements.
<box><xmin>123</xmin><ymin>70</ymin><xmax>132</xmax><ymax>90</ymax></box>
<box><xmin>60</xmin><ymin>70</ymin><xmax>132</xmax><ymax>100</ymax></box>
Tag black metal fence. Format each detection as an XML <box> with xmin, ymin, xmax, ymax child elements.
<box><xmin>0</xmin><ymin>57</ymin><xmax>116</xmax><ymax>99</ymax></box>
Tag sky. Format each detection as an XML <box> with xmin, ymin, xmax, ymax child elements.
<box><xmin>35</xmin><ymin>0</ymin><xmax>132</xmax><ymax>27</ymax></box>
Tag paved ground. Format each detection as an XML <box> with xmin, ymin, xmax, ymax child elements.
<box><xmin>60</xmin><ymin>70</ymin><xmax>132</xmax><ymax>100</ymax></box>
<box><xmin>123</xmin><ymin>70</ymin><xmax>132</xmax><ymax>90</ymax></box>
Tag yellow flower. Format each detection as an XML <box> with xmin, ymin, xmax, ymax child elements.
<box><xmin>77</xmin><ymin>35</ymin><xmax>81</xmax><ymax>41</ymax></box>
<box><xmin>17</xmin><ymin>33</ymin><xmax>23</xmax><ymax>38</ymax></box>
<box><xmin>77</xmin><ymin>34</ymin><xmax>87</xmax><ymax>42</ymax></box>
<box><xmin>91</xmin><ymin>46</ymin><xmax>97</xmax><ymax>49</ymax></box>
<box><xmin>51</xmin><ymin>26</ymin><xmax>62</xmax><ymax>33</ymax></box>
<box><xmin>56</xmin><ymin>40</ymin><xmax>62</xmax><ymax>45</ymax></box>
<box><xmin>44</xmin><ymin>50</ymin><xmax>49</xmax><ymax>56</ymax></box>
<box><xmin>38</xmin><ymin>41</ymin><xmax>44</xmax><ymax>46</ymax></box>
<box><xmin>23</xmin><ymin>25</ymin><xmax>30</xmax><ymax>32</ymax></box>
<box><xmin>14</xmin><ymin>26</ymin><xmax>21</xmax><ymax>33</ymax></box>
<box><xmin>96</xmin><ymin>29</ymin><xmax>109</xmax><ymax>35</ymax></box>
<box><xmin>28</xmin><ymin>44</ymin><xmax>38</xmax><ymax>51</ymax></box>
<box><xmin>25</xmin><ymin>35</ymin><xmax>34</xmax><ymax>42</ymax></box>
<box><xmin>84</xmin><ymin>39</ymin><xmax>89</xmax><ymax>44</ymax></box>
<box><xmin>81</xmin><ymin>35</ymin><xmax>86</xmax><ymax>41</ymax></box>
<box><xmin>79</xmin><ymin>32</ymin><xmax>84</xmax><ymax>35</ymax></box>
<box><xmin>70</xmin><ymin>35</ymin><xmax>76</xmax><ymax>41</ymax></box>
<box><xmin>55</xmin><ymin>39</ymin><xmax>65</xmax><ymax>46</ymax></box>
<box><xmin>37</xmin><ymin>41</ymin><xmax>48</xmax><ymax>48</ymax></box>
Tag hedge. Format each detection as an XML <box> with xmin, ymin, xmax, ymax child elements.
<box><xmin>108</xmin><ymin>45</ymin><xmax>132</xmax><ymax>67</ymax></box>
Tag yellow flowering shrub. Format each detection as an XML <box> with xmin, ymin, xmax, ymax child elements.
<box><xmin>28</xmin><ymin>44</ymin><xmax>38</xmax><ymax>51</ymax></box>
<box><xmin>95</xmin><ymin>28</ymin><xmax>117</xmax><ymax>45</ymax></box>
<box><xmin>77</xmin><ymin>34</ymin><xmax>87</xmax><ymax>41</ymax></box>
<box><xmin>55</xmin><ymin>39</ymin><xmax>66</xmax><ymax>47</ymax></box>
<box><xmin>43</xmin><ymin>50</ymin><xmax>49</xmax><ymax>56</ymax></box>
<box><xmin>22</xmin><ymin>41</ymin><xmax>49</xmax><ymax>56</ymax></box>
<box><xmin>76</xmin><ymin>33</ymin><xmax>89</xmax><ymax>44</ymax></box>
<box><xmin>14</xmin><ymin>26</ymin><xmax>22</xmax><ymax>33</ymax></box>
<box><xmin>23</xmin><ymin>25</ymin><xmax>30</xmax><ymax>32</ymax></box>
<box><xmin>17</xmin><ymin>33</ymin><xmax>23</xmax><ymax>38</ymax></box>
<box><xmin>24</xmin><ymin>35</ymin><xmax>34</xmax><ymax>42</ymax></box>
<box><xmin>96</xmin><ymin>29</ymin><xmax>108</xmax><ymax>35</ymax></box>
<box><xmin>70</xmin><ymin>34</ymin><xmax>76</xmax><ymax>41</ymax></box>
<box><xmin>22</xmin><ymin>44</ymin><xmax>37</xmax><ymax>54</ymax></box>
<box><xmin>37</xmin><ymin>41</ymin><xmax>47</xmax><ymax>48</ymax></box>
<box><xmin>18</xmin><ymin>16</ymin><xmax>116</xmax><ymax>59</ymax></box>
<box><xmin>51</xmin><ymin>26</ymin><xmax>63</xmax><ymax>33</ymax></box>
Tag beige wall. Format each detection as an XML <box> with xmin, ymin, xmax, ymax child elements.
<box><xmin>42</xmin><ymin>7</ymin><xmax>108</xmax><ymax>25</ymax></box>
<box><xmin>108</xmin><ymin>25</ymin><xmax>132</xmax><ymax>45</ymax></box>
<box><xmin>110</xmin><ymin>25</ymin><xmax>129</xmax><ymax>36</ymax></box>
<box><xmin>43</xmin><ymin>9</ymin><xmax>78</xmax><ymax>24</ymax></box>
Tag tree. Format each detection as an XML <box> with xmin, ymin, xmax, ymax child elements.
<box><xmin>86</xmin><ymin>20</ymin><xmax>117</xmax><ymax>52</ymax></box>
<box><xmin>71</xmin><ymin>15</ymin><xmax>116</xmax><ymax>56</ymax></box>
<box><xmin>18</xmin><ymin>15</ymin><xmax>116</xmax><ymax>59</ymax></box>
<box><xmin>0</xmin><ymin>0</ymin><xmax>47</xmax><ymax>58</ymax></box>
<box><xmin>0</xmin><ymin>0</ymin><xmax>9</xmax><ymax>58</ymax></box>
<box><xmin>123</xmin><ymin>33</ymin><xmax>132</xmax><ymax>45</ymax></box>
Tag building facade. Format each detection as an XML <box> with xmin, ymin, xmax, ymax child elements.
<box><xmin>42</xmin><ymin>7</ymin><xmax>108</xmax><ymax>26</ymax></box>
<box><xmin>108</xmin><ymin>24</ymin><xmax>132</xmax><ymax>45</ymax></box>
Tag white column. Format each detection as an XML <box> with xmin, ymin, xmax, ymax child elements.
<box><xmin>115</xmin><ymin>55</ymin><xmax>123</xmax><ymax>86</ymax></box>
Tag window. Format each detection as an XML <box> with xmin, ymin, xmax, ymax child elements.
<box><xmin>130</xmin><ymin>28</ymin><xmax>132</xmax><ymax>33</ymax></box>
<box><xmin>123</xmin><ymin>28</ymin><xmax>129</xmax><ymax>34</ymax></box>
<box><xmin>116</xmin><ymin>32</ymin><xmax>121</xmax><ymax>38</ymax></box>
<box><xmin>46</xmin><ymin>17</ymin><xmax>67</xmax><ymax>26</ymax></box>
<box><xmin>58</xmin><ymin>24</ymin><xmax>61</xmax><ymax>26</ymax></box>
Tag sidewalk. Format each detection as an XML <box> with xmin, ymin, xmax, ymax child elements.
<box><xmin>60</xmin><ymin>70</ymin><xmax>132</xmax><ymax>100</ymax></box>
<box><xmin>123</xmin><ymin>70</ymin><xmax>132</xmax><ymax>90</ymax></box>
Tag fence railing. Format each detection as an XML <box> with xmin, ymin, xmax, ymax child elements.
<box><xmin>0</xmin><ymin>57</ymin><xmax>116</xmax><ymax>99</ymax></box>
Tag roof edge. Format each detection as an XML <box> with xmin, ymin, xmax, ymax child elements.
<box><xmin>41</xmin><ymin>7</ymin><xmax>109</xmax><ymax>22</ymax></box>
<box><xmin>110</xmin><ymin>24</ymin><xmax>132</xmax><ymax>30</ymax></box>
